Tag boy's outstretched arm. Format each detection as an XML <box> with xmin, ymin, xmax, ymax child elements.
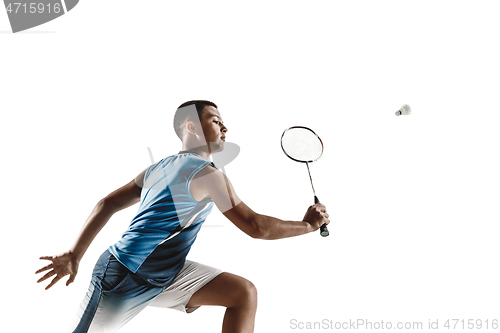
<box><xmin>35</xmin><ymin>169</ymin><xmax>146</xmax><ymax>290</ymax></box>
<box><xmin>192</xmin><ymin>166</ymin><xmax>330</xmax><ymax>240</ymax></box>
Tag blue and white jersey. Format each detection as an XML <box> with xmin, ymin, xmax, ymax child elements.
<box><xmin>108</xmin><ymin>152</ymin><xmax>214</xmax><ymax>287</ymax></box>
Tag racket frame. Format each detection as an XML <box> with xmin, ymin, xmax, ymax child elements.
<box><xmin>280</xmin><ymin>126</ymin><xmax>329</xmax><ymax>237</ymax></box>
<box><xmin>280</xmin><ymin>126</ymin><xmax>324</xmax><ymax>163</ymax></box>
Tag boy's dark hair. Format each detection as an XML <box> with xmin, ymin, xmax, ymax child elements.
<box><xmin>173</xmin><ymin>100</ymin><xmax>218</xmax><ymax>139</ymax></box>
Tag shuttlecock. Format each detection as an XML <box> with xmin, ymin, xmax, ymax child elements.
<box><xmin>395</xmin><ymin>104</ymin><xmax>411</xmax><ymax>116</ymax></box>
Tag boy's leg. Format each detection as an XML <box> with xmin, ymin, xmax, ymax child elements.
<box><xmin>186</xmin><ymin>272</ymin><xmax>258</xmax><ymax>333</ymax></box>
<box><xmin>73</xmin><ymin>251</ymin><xmax>163</xmax><ymax>333</ymax></box>
<box><xmin>147</xmin><ymin>261</ymin><xmax>257</xmax><ymax>333</ymax></box>
<box><xmin>87</xmin><ymin>274</ymin><xmax>162</xmax><ymax>332</ymax></box>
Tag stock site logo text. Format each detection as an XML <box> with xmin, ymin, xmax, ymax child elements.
<box><xmin>3</xmin><ymin>0</ymin><xmax>79</xmax><ymax>33</ymax></box>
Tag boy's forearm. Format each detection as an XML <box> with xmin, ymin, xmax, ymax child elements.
<box><xmin>255</xmin><ymin>214</ymin><xmax>313</xmax><ymax>240</ymax></box>
<box><xmin>69</xmin><ymin>199</ymin><xmax>116</xmax><ymax>261</ymax></box>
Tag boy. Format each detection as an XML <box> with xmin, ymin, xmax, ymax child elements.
<box><xmin>36</xmin><ymin>100</ymin><xmax>330</xmax><ymax>333</ymax></box>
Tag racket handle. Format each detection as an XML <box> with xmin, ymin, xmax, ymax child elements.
<box><xmin>320</xmin><ymin>224</ymin><xmax>329</xmax><ymax>237</ymax></box>
<box><xmin>314</xmin><ymin>196</ymin><xmax>329</xmax><ymax>237</ymax></box>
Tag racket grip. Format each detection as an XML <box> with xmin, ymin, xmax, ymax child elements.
<box><xmin>314</xmin><ymin>196</ymin><xmax>329</xmax><ymax>237</ymax></box>
<box><xmin>320</xmin><ymin>224</ymin><xmax>329</xmax><ymax>237</ymax></box>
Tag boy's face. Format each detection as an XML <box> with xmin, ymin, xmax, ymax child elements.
<box><xmin>198</xmin><ymin>106</ymin><xmax>227</xmax><ymax>153</ymax></box>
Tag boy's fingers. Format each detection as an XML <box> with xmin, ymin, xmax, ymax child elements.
<box><xmin>37</xmin><ymin>270</ymin><xmax>56</xmax><ymax>283</ymax></box>
<box><xmin>35</xmin><ymin>263</ymin><xmax>53</xmax><ymax>274</ymax></box>
<box><xmin>313</xmin><ymin>204</ymin><xmax>327</xmax><ymax>213</ymax></box>
<box><xmin>45</xmin><ymin>276</ymin><xmax>61</xmax><ymax>290</ymax></box>
<box><xmin>66</xmin><ymin>275</ymin><xmax>76</xmax><ymax>286</ymax></box>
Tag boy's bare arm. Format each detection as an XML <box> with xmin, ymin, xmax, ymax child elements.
<box><xmin>192</xmin><ymin>166</ymin><xmax>329</xmax><ymax>240</ymax></box>
<box><xmin>70</xmin><ymin>173</ymin><xmax>144</xmax><ymax>260</ymax></box>
<box><xmin>36</xmin><ymin>169</ymin><xmax>145</xmax><ymax>290</ymax></box>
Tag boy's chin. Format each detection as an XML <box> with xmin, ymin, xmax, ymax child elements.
<box><xmin>209</xmin><ymin>142</ymin><xmax>225</xmax><ymax>153</ymax></box>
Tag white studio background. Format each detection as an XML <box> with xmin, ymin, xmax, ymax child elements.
<box><xmin>1</xmin><ymin>1</ymin><xmax>499</xmax><ymax>332</ymax></box>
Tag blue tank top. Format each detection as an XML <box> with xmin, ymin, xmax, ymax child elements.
<box><xmin>108</xmin><ymin>152</ymin><xmax>214</xmax><ymax>287</ymax></box>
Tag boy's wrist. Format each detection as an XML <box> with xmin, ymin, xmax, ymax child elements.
<box><xmin>68</xmin><ymin>249</ymin><xmax>82</xmax><ymax>262</ymax></box>
<box><xmin>303</xmin><ymin>221</ymin><xmax>314</xmax><ymax>234</ymax></box>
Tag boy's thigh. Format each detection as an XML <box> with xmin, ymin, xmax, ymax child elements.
<box><xmin>91</xmin><ymin>273</ymin><xmax>163</xmax><ymax>332</ymax></box>
<box><xmin>74</xmin><ymin>251</ymin><xmax>164</xmax><ymax>333</ymax></box>
<box><xmin>148</xmin><ymin>260</ymin><xmax>223</xmax><ymax>313</ymax></box>
<box><xmin>186</xmin><ymin>271</ymin><xmax>257</xmax><ymax>309</ymax></box>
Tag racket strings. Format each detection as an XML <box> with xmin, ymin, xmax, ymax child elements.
<box><xmin>281</xmin><ymin>128</ymin><xmax>323</xmax><ymax>162</ymax></box>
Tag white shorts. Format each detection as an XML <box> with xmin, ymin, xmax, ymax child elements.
<box><xmin>72</xmin><ymin>251</ymin><xmax>223</xmax><ymax>333</ymax></box>
<box><xmin>149</xmin><ymin>260</ymin><xmax>223</xmax><ymax>313</ymax></box>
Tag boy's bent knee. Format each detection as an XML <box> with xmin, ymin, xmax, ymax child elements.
<box><xmin>232</xmin><ymin>278</ymin><xmax>257</xmax><ymax>309</ymax></box>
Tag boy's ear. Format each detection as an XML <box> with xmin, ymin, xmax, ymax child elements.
<box><xmin>186</xmin><ymin>121</ymin><xmax>198</xmax><ymax>135</ymax></box>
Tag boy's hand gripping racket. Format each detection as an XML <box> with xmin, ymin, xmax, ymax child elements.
<box><xmin>281</xmin><ymin>126</ymin><xmax>329</xmax><ymax>237</ymax></box>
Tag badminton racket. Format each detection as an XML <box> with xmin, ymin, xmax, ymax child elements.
<box><xmin>281</xmin><ymin>126</ymin><xmax>329</xmax><ymax>237</ymax></box>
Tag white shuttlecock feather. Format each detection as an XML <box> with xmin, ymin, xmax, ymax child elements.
<box><xmin>395</xmin><ymin>104</ymin><xmax>411</xmax><ymax>116</ymax></box>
